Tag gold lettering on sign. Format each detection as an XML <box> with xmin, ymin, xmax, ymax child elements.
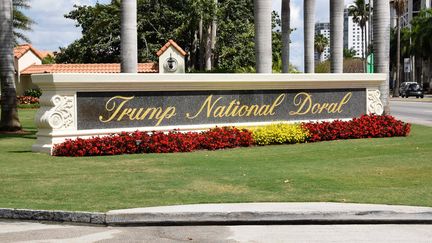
<box><xmin>289</xmin><ymin>92</ymin><xmax>352</xmax><ymax>115</ymax></box>
<box><xmin>186</xmin><ymin>94</ymin><xmax>286</xmax><ymax>119</ymax></box>
<box><xmin>99</xmin><ymin>96</ymin><xmax>176</xmax><ymax>126</ymax></box>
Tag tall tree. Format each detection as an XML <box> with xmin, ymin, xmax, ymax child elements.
<box><xmin>330</xmin><ymin>0</ymin><xmax>344</xmax><ymax>73</ymax></box>
<box><xmin>0</xmin><ymin>0</ymin><xmax>22</xmax><ymax>131</ymax></box>
<box><xmin>348</xmin><ymin>0</ymin><xmax>370</xmax><ymax>72</ymax></box>
<box><xmin>314</xmin><ymin>33</ymin><xmax>329</xmax><ymax>63</ymax></box>
<box><xmin>254</xmin><ymin>0</ymin><xmax>272</xmax><ymax>73</ymax></box>
<box><xmin>281</xmin><ymin>0</ymin><xmax>290</xmax><ymax>73</ymax></box>
<box><xmin>215</xmin><ymin>0</ymin><xmax>255</xmax><ymax>72</ymax></box>
<box><xmin>373</xmin><ymin>0</ymin><xmax>390</xmax><ymax>114</ymax></box>
<box><xmin>304</xmin><ymin>0</ymin><xmax>315</xmax><ymax>73</ymax></box>
<box><xmin>411</xmin><ymin>9</ymin><xmax>432</xmax><ymax>89</ymax></box>
<box><xmin>120</xmin><ymin>0</ymin><xmax>138</xmax><ymax>73</ymax></box>
<box><xmin>392</xmin><ymin>0</ymin><xmax>406</xmax><ymax>97</ymax></box>
<box><xmin>56</xmin><ymin>0</ymin><xmax>259</xmax><ymax>72</ymax></box>
<box><xmin>344</xmin><ymin>47</ymin><xmax>357</xmax><ymax>58</ymax></box>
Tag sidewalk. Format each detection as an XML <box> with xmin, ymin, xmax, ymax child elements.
<box><xmin>2</xmin><ymin>203</ymin><xmax>432</xmax><ymax>226</ymax></box>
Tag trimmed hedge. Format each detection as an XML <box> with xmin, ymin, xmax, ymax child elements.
<box><xmin>53</xmin><ymin>115</ymin><xmax>411</xmax><ymax>157</ymax></box>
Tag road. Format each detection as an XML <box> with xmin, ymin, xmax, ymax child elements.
<box><xmin>390</xmin><ymin>99</ymin><xmax>432</xmax><ymax>127</ymax></box>
<box><xmin>1</xmin><ymin>220</ymin><xmax>432</xmax><ymax>243</ymax></box>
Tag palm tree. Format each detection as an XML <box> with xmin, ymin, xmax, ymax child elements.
<box><xmin>281</xmin><ymin>0</ymin><xmax>290</xmax><ymax>73</ymax></box>
<box><xmin>120</xmin><ymin>0</ymin><xmax>138</xmax><ymax>73</ymax></box>
<box><xmin>392</xmin><ymin>0</ymin><xmax>406</xmax><ymax>97</ymax></box>
<box><xmin>373</xmin><ymin>0</ymin><xmax>390</xmax><ymax>114</ymax></box>
<box><xmin>411</xmin><ymin>9</ymin><xmax>432</xmax><ymax>89</ymax></box>
<box><xmin>344</xmin><ymin>48</ymin><xmax>357</xmax><ymax>58</ymax></box>
<box><xmin>330</xmin><ymin>0</ymin><xmax>344</xmax><ymax>73</ymax></box>
<box><xmin>348</xmin><ymin>0</ymin><xmax>370</xmax><ymax>72</ymax></box>
<box><xmin>314</xmin><ymin>33</ymin><xmax>329</xmax><ymax>63</ymax></box>
<box><xmin>254</xmin><ymin>0</ymin><xmax>272</xmax><ymax>73</ymax></box>
<box><xmin>12</xmin><ymin>0</ymin><xmax>34</xmax><ymax>44</ymax></box>
<box><xmin>0</xmin><ymin>0</ymin><xmax>22</xmax><ymax>131</ymax></box>
<box><xmin>304</xmin><ymin>0</ymin><xmax>315</xmax><ymax>73</ymax></box>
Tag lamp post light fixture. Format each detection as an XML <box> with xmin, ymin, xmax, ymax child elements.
<box><xmin>166</xmin><ymin>53</ymin><xmax>178</xmax><ymax>72</ymax></box>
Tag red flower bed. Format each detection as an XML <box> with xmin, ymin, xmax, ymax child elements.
<box><xmin>53</xmin><ymin>115</ymin><xmax>410</xmax><ymax>157</ymax></box>
<box><xmin>17</xmin><ymin>96</ymin><xmax>39</xmax><ymax>104</ymax></box>
<box><xmin>302</xmin><ymin>114</ymin><xmax>411</xmax><ymax>142</ymax></box>
<box><xmin>53</xmin><ymin>127</ymin><xmax>254</xmax><ymax>157</ymax></box>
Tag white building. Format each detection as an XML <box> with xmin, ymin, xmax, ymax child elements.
<box><xmin>390</xmin><ymin>0</ymin><xmax>431</xmax><ymax>89</ymax></box>
<box><xmin>314</xmin><ymin>5</ymin><xmax>370</xmax><ymax>63</ymax></box>
<box><xmin>343</xmin><ymin>5</ymin><xmax>369</xmax><ymax>59</ymax></box>
<box><xmin>390</xmin><ymin>0</ymin><xmax>431</xmax><ymax>28</ymax></box>
<box><xmin>314</xmin><ymin>22</ymin><xmax>330</xmax><ymax>62</ymax></box>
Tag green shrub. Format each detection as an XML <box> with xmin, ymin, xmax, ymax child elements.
<box><xmin>24</xmin><ymin>88</ymin><xmax>42</xmax><ymax>98</ymax></box>
<box><xmin>252</xmin><ymin>123</ymin><xmax>310</xmax><ymax>146</ymax></box>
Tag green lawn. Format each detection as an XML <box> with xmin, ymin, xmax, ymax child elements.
<box><xmin>0</xmin><ymin>109</ymin><xmax>431</xmax><ymax>212</ymax></box>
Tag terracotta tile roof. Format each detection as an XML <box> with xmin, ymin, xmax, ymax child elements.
<box><xmin>14</xmin><ymin>44</ymin><xmax>44</xmax><ymax>59</ymax></box>
<box><xmin>20</xmin><ymin>63</ymin><xmax>158</xmax><ymax>75</ymax></box>
<box><xmin>156</xmin><ymin>39</ymin><xmax>187</xmax><ymax>57</ymax></box>
<box><xmin>38</xmin><ymin>51</ymin><xmax>55</xmax><ymax>59</ymax></box>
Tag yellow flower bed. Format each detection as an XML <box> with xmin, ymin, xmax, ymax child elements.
<box><xmin>251</xmin><ymin>123</ymin><xmax>310</xmax><ymax>146</ymax></box>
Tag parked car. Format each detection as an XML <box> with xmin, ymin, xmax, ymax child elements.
<box><xmin>399</xmin><ymin>82</ymin><xmax>417</xmax><ymax>95</ymax></box>
<box><xmin>400</xmin><ymin>82</ymin><xmax>424</xmax><ymax>98</ymax></box>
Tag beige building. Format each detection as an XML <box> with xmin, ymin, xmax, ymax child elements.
<box><xmin>13</xmin><ymin>44</ymin><xmax>46</xmax><ymax>95</ymax></box>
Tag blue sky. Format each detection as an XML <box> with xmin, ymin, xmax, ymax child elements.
<box><xmin>23</xmin><ymin>0</ymin><xmax>353</xmax><ymax>71</ymax></box>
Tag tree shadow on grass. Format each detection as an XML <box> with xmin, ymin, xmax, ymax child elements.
<box><xmin>0</xmin><ymin>130</ymin><xmax>37</xmax><ymax>140</ymax></box>
<box><xmin>8</xmin><ymin>150</ymin><xmax>33</xmax><ymax>153</ymax></box>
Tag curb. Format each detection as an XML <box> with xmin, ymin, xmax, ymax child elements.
<box><xmin>2</xmin><ymin>203</ymin><xmax>432</xmax><ymax>226</ymax></box>
<box><xmin>0</xmin><ymin>208</ymin><xmax>105</xmax><ymax>225</ymax></box>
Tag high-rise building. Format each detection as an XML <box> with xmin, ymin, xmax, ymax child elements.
<box><xmin>314</xmin><ymin>6</ymin><xmax>370</xmax><ymax>63</ymax></box>
<box><xmin>314</xmin><ymin>22</ymin><xmax>330</xmax><ymax>62</ymax></box>
<box><xmin>390</xmin><ymin>0</ymin><xmax>431</xmax><ymax>28</ymax></box>
<box><xmin>343</xmin><ymin>5</ymin><xmax>369</xmax><ymax>59</ymax></box>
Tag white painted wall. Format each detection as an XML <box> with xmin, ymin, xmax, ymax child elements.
<box><xmin>158</xmin><ymin>46</ymin><xmax>185</xmax><ymax>74</ymax></box>
<box><xmin>18</xmin><ymin>50</ymin><xmax>41</xmax><ymax>72</ymax></box>
<box><xmin>15</xmin><ymin>50</ymin><xmax>42</xmax><ymax>95</ymax></box>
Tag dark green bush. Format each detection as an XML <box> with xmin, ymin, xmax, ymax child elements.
<box><xmin>24</xmin><ymin>88</ymin><xmax>42</xmax><ymax>98</ymax></box>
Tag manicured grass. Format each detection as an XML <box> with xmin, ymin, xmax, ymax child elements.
<box><xmin>1</xmin><ymin>109</ymin><xmax>431</xmax><ymax>212</ymax></box>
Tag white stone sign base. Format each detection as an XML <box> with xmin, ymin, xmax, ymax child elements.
<box><xmin>31</xmin><ymin>73</ymin><xmax>385</xmax><ymax>154</ymax></box>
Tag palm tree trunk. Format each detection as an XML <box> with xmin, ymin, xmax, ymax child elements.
<box><xmin>330</xmin><ymin>0</ymin><xmax>344</xmax><ymax>73</ymax></box>
<box><xmin>199</xmin><ymin>17</ymin><xmax>204</xmax><ymax>71</ymax></box>
<box><xmin>254</xmin><ymin>0</ymin><xmax>272</xmax><ymax>73</ymax></box>
<box><xmin>394</xmin><ymin>16</ymin><xmax>401</xmax><ymax>96</ymax></box>
<box><xmin>361</xmin><ymin>27</ymin><xmax>366</xmax><ymax>72</ymax></box>
<box><xmin>282</xmin><ymin>0</ymin><xmax>290</xmax><ymax>73</ymax></box>
<box><xmin>211</xmin><ymin>0</ymin><xmax>218</xmax><ymax>67</ymax></box>
<box><xmin>0</xmin><ymin>0</ymin><xmax>22</xmax><ymax>131</ymax></box>
<box><xmin>120</xmin><ymin>0</ymin><xmax>138</xmax><ymax>73</ymax></box>
<box><xmin>373</xmin><ymin>0</ymin><xmax>390</xmax><ymax>114</ymax></box>
<box><xmin>364</xmin><ymin>23</ymin><xmax>368</xmax><ymax>72</ymax></box>
<box><xmin>204</xmin><ymin>24</ymin><xmax>212</xmax><ymax>71</ymax></box>
<box><xmin>304</xmin><ymin>0</ymin><xmax>316</xmax><ymax>73</ymax></box>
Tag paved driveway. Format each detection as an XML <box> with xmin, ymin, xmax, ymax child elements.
<box><xmin>390</xmin><ymin>99</ymin><xmax>432</xmax><ymax>127</ymax></box>
<box><xmin>1</xmin><ymin>220</ymin><xmax>432</xmax><ymax>242</ymax></box>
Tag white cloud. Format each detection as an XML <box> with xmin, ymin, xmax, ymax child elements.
<box><xmin>24</xmin><ymin>0</ymin><xmax>110</xmax><ymax>51</ymax></box>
